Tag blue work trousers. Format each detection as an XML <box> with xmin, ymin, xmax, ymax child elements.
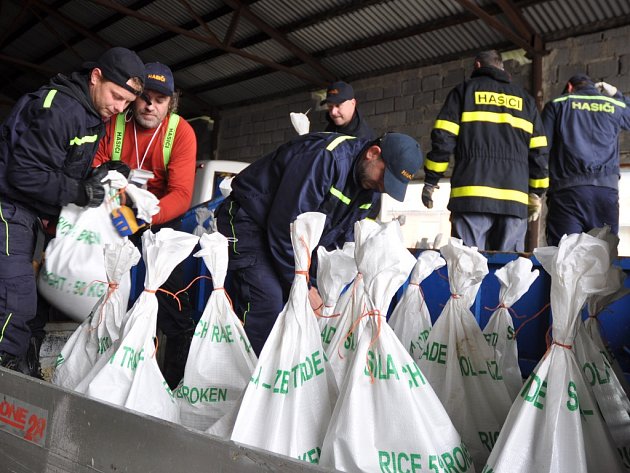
<box><xmin>546</xmin><ymin>186</ymin><xmax>619</xmax><ymax>246</ymax></box>
<box><xmin>0</xmin><ymin>200</ymin><xmax>38</xmax><ymax>357</ymax></box>
<box><xmin>450</xmin><ymin>212</ymin><xmax>527</xmax><ymax>252</ymax></box>
<box><xmin>216</xmin><ymin>198</ymin><xmax>286</xmax><ymax>356</ymax></box>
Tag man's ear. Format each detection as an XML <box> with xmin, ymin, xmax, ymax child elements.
<box><xmin>364</xmin><ymin>145</ymin><xmax>382</xmax><ymax>161</ymax></box>
<box><xmin>567</xmin><ymin>82</ymin><xmax>574</xmax><ymax>93</ymax></box>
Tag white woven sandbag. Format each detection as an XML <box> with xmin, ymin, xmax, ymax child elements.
<box><xmin>317</xmin><ymin>242</ymin><xmax>357</xmax><ymax>319</ymax></box>
<box><xmin>52</xmin><ymin>240</ymin><xmax>140</xmax><ymax>389</ymax></box>
<box><xmin>76</xmin><ymin>229</ymin><xmax>199</xmax><ymax>423</ymax></box>
<box><xmin>419</xmin><ymin>237</ymin><xmax>512</xmax><ymax>471</ymax></box>
<box><xmin>38</xmin><ymin>186</ymin><xmax>132</xmax><ymax>322</ymax></box>
<box><xmin>320</xmin><ymin>220</ymin><xmax>472</xmax><ymax>473</ymax></box>
<box><xmin>228</xmin><ymin>212</ymin><xmax>338</xmax><ymax>463</ymax></box>
<box><xmin>485</xmin><ymin>233</ymin><xmax>626</xmax><ymax>473</ymax></box>
<box><xmin>177</xmin><ymin>232</ymin><xmax>257</xmax><ymax>431</ymax></box>
<box><xmin>388</xmin><ymin>250</ymin><xmax>445</xmax><ymax>362</ymax></box>
<box><xmin>482</xmin><ymin>257</ymin><xmax>538</xmax><ymax>400</ymax></box>
<box><xmin>575</xmin><ymin>323</ymin><xmax>630</xmax><ymax>467</ymax></box>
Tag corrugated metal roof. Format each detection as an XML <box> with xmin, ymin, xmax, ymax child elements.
<box><xmin>0</xmin><ymin>0</ymin><xmax>628</xmax><ymax>116</ymax></box>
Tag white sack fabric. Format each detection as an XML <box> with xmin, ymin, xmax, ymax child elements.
<box><xmin>38</xmin><ymin>187</ymin><xmax>131</xmax><ymax>321</ymax></box>
<box><xmin>227</xmin><ymin>212</ymin><xmax>338</xmax><ymax>464</ymax></box>
<box><xmin>482</xmin><ymin>257</ymin><xmax>538</xmax><ymax>400</ymax></box>
<box><xmin>388</xmin><ymin>250</ymin><xmax>445</xmax><ymax>362</ymax></box>
<box><xmin>76</xmin><ymin>229</ymin><xmax>199</xmax><ymax>424</ymax></box>
<box><xmin>316</xmin><ymin>242</ymin><xmax>357</xmax><ymax>318</ymax></box>
<box><xmin>52</xmin><ymin>240</ymin><xmax>140</xmax><ymax>389</ymax></box>
<box><xmin>419</xmin><ymin>237</ymin><xmax>512</xmax><ymax>471</ymax></box>
<box><xmin>321</xmin><ymin>220</ymin><xmax>471</xmax><ymax>473</ymax></box>
<box><xmin>484</xmin><ymin>233</ymin><xmax>626</xmax><ymax>473</ymax></box>
<box><xmin>177</xmin><ymin>232</ymin><xmax>257</xmax><ymax>431</ymax></box>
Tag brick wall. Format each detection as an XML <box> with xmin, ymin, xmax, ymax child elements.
<box><xmin>216</xmin><ymin>24</ymin><xmax>630</xmax><ymax>164</ymax></box>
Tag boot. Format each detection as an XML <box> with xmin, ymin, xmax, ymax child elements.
<box><xmin>162</xmin><ymin>328</ymin><xmax>194</xmax><ymax>390</ymax></box>
<box><xmin>0</xmin><ymin>351</ymin><xmax>22</xmax><ymax>371</ymax></box>
<box><xmin>25</xmin><ymin>336</ymin><xmax>44</xmax><ymax>380</ymax></box>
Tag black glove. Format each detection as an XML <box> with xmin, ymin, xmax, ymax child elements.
<box><xmin>100</xmin><ymin>160</ymin><xmax>131</xmax><ymax>178</ymax></box>
<box><xmin>421</xmin><ymin>183</ymin><xmax>438</xmax><ymax>209</ymax></box>
<box><xmin>75</xmin><ymin>172</ymin><xmax>106</xmax><ymax>208</ymax></box>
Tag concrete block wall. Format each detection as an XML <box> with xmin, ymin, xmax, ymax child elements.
<box><xmin>217</xmin><ymin>24</ymin><xmax>630</xmax><ymax>164</ymax></box>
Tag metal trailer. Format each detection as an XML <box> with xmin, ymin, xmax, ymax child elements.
<box><xmin>0</xmin><ymin>369</ymin><xmax>337</xmax><ymax>473</ymax></box>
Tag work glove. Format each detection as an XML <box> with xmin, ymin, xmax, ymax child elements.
<box><xmin>527</xmin><ymin>193</ymin><xmax>542</xmax><ymax>223</ymax></box>
<box><xmin>101</xmin><ymin>170</ymin><xmax>128</xmax><ymax>190</ymax></box>
<box><xmin>100</xmin><ymin>160</ymin><xmax>131</xmax><ymax>178</ymax></box>
<box><xmin>76</xmin><ymin>172</ymin><xmax>106</xmax><ymax>208</ymax></box>
<box><xmin>595</xmin><ymin>81</ymin><xmax>618</xmax><ymax>97</ymax></box>
<box><xmin>421</xmin><ymin>183</ymin><xmax>438</xmax><ymax>209</ymax></box>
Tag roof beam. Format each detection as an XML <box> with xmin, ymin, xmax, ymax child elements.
<box><xmin>494</xmin><ymin>0</ymin><xmax>536</xmax><ymax>40</ymax></box>
<box><xmin>222</xmin><ymin>0</ymin><xmax>335</xmax><ymax>82</ymax></box>
<box><xmin>453</xmin><ymin>0</ymin><xmax>537</xmax><ymax>55</ymax></box>
<box><xmin>88</xmin><ymin>0</ymin><xmax>328</xmax><ymax>87</ymax></box>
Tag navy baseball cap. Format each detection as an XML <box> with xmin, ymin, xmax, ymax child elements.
<box><xmin>83</xmin><ymin>47</ymin><xmax>145</xmax><ymax>96</ymax></box>
<box><xmin>568</xmin><ymin>73</ymin><xmax>593</xmax><ymax>86</ymax></box>
<box><xmin>380</xmin><ymin>133</ymin><xmax>423</xmax><ymax>202</ymax></box>
<box><xmin>145</xmin><ymin>62</ymin><xmax>174</xmax><ymax>96</ymax></box>
<box><xmin>321</xmin><ymin>81</ymin><xmax>354</xmax><ymax>105</ymax></box>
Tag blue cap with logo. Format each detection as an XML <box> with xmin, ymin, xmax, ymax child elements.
<box><xmin>321</xmin><ymin>81</ymin><xmax>355</xmax><ymax>105</ymax></box>
<box><xmin>144</xmin><ymin>62</ymin><xmax>174</xmax><ymax>96</ymax></box>
<box><xmin>380</xmin><ymin>132</ymin><xmax>423</xmax><ymax>202</ymax></box>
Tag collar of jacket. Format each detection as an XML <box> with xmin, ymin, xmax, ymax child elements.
<box><xmin>471</xmin><ymin>66</ymin><xmax>511</xmax><ymax>84</ymax></box>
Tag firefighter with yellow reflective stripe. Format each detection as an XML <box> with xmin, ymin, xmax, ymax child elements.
<box><xmin>215</xmin><ymin>132</ymin><xmax>422</xmax><ymax>355</ymax></box>
<box><xmin>421</xmin><ymin>50</ymin><xmax>548</xmax><ymax>252</ymax></box>
<box><xmin>0</xmin><ymin>48</ymin><xmax>145</xmax><ymax>375</ymax></box>
<box><xmin>541</xmin><ymin>74</ymin><xmax>630</xmax><ymax>246</ymax></box>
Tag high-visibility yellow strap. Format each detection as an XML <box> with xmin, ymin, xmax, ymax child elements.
<box><xmin>326</xmin><ymin>135</ymin><xmax>356</xmax><ymax>151</ymax></box>
<box><xmin>329</xmin><ymin>186</ymin><xmax>350</xmax><ymax>205</ymax></box>
<box><xmin>553</xmin><ymin>94</ymin><xmax>626</xmax><ymax>108</ymax></box>
<box><xmin>0</xmin><ymin>313</ymin><xmax>12</xmax><ymax>345</ymax></box>
<box><xmin>434</xmin><ymin>119</ymin><xmax>460</xmax><ymax>136</ymax></box>
<box><xmin>451</xmin><ymin>185</ymin><xmax>528</xmax><ymax>204</ymax></box>
<box><xmin>43</xmin><ymin>90</ymin><xmax>57</xmax><ymax>108</ymax></box>
<box><xmin>359</xmin><ymin>203</ymin><xmax>372</xmax><ymax>209</ymax></box>
<box><xmin>112</xmin><ymin>113</ymin><xmax>127</xmax><ymax>161</ymax></box>
<box><xmin>461</xmin><ymin>111</ymin><xmax>533</xmax><ymax>134</ymax></box>
<box><xmin>425</xmin><ymin>158</ymin><xmax>449</xmax><ymax>173</ymax></box>
<box><xmin>529</xmin><ymin>177</ymin><xmax>549</xmax><ymax>189</ymax></box>
<box><xmin>162</xmin><ymin>114</ymin><xmax>180</xmax><ymax>169</ymax></box>
<box><xmin>529</xmin><ymin>135</ymin><xmax>548</xmax><ymax>148</ymax></box>
<box><xmin>69</xmin><ymin>135</ymin><xmax>98</xmax><ymax>146</ymax></box>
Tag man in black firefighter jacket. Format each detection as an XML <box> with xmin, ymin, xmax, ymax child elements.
<box><xmin>322</xmin><ymin>81</ymin><xmax>376</xmax><ymax>140</ymax></box>
<box><xmin>421</xmin><ymin>50</ymin><xmax>549</xmax><ymax>252</ymax></box>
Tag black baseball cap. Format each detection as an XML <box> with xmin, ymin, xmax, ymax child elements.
<box><xmin>83</xmin><ymin>47</ymin><xmax>145</xmax><ymax>96</ymax></box>
<box><xmin>380</xmin><ymin>133</ymin><xmax>423</xmax><ymax>202</ymax></box>
<box><xmin>321</xmin><ymin>81</ymin><xmax>355</xmax><ymax>105</ymax></box>
<box><xmin>144</xmin><ymin>62</ymin><xmax>174</xmax><ymax>96</ymax></box>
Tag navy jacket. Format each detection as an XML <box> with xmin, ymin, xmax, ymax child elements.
<box><xmin>230</xmin><ymin>132</ymin><xmax>379</xmax><ymax>288</ymax></box>
<box><xmin>542</xmin><ymin>85</ymin><xmax>630</xmax><ymax>192</ymax></box>
<box><xmin>325</xmin><ymin>108</ymin><xmax>376</xmax><ymax>140</ymax></box>
<box><xmin>0</xmin><ymin>72</ymin><xmax>104</xmax><ymax>218</ymax></box>
<box><xmin>425</xmin><ymin>66</ymin><xmax>548</xmax><ymax>218</ymax></box>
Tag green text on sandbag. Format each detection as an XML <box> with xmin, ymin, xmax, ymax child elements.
<box><xmin>484</xmin><ymin>332</ymin><xmax>498</xmax><ymax>347</ymax></box>
<box><xmin>249</xmin><ymin>350</ymin><xmax>325</xmax><ymax>394</ymax></box>
<box><xmin>72</xmin><ymin>280</ymin><xmax>107</xmax><ymax>298</ymax></box>
<box><xmin>175</xmin><ymin>385</ymin><xmax>227</xmax><ymax>404</ymax></box>
<box><xmin>428</xmin><ymin>442</ymin><xmax>473</xmax><ymax>473</ymax></box>
<box><xmin>403</xmin><ymin>361</ymin><xmax>427</xmax><ymax>388</ymax></box>
<box><xmin>98</xmin><ymin>336</ymin><xmax>112</xmax><ymax>354</ymax></box>
<box><xmin>421</xmin><ymin>341</ymin><xmax>447</xmax><ymax>364</ymax></box>
<box><xmin>55</xmin><ymin>354</ymin><xmax>64</xmax><ymax>367</ymax></box>
<box><xmin>379</xmin><ymin>450</ymin><xmax>422</xmax><ymax>472</ymax></box>
<box><xmin>194</xmin><ymin>320</ymin><xmax>209</xmax><ymax>338</ymax></box>
<box><xmin>479</xmin><ymin>431</ymin><xmax>499</xmax><ymax>452</ymax></box>
<box><xmin>56</xmin><ymin>216</ymin><xmax>75</xmax><ymax>236</ymax></box>
<box><xmin>108</xmin><ymin>345</ymin><xmax>145</xmax><ymax>370</ymax></box>
<box><xmin>459</xmin><ymin>356</ymin><xmax>503</xmax><ymax>380</ymax></box>
<box><xmin>320</xmin><ymin>325</ymin><xmax>336</xmax><ymax>345</ymax></box>
<box><xmin>409</xmin><ymin>330</ymin><xmax>430</xmax><ymax>357</ymax></box>
<box><xmin>481</xmin><ymin>466</ymin><xmax>495</xmax><ymax>473</ymax></box>
<box><xmin>520</xmin><ymin>373</ymin><xmax>546</xmax><ymax>409</ymax></box>
<box><xmin>566</xmin><ymin>380</ymin><xmax>594</xmax><ymax>415</ymax></box>
<box><xmin>298</xmin><ymin>447</ymin><xmax>321</xmax><ymax>464</ymax></box>
<box><xmin>344</xmin><ymin>330</ymin><xmax>357</xmax><ymax>350</ymax></box>
<box><xmin>582</xmin><ymin>356</ymin><xmax>612</xmax><ymax>386</ymax></box>
<box><xmin>40</xmin><ymin>270</ymin><xmax>67</xmax><ymax>290</ymax></box>
<box><xmin>365</xmin><ymin>350</ymin><xmax>400</xmax><ymax>380</ymax></box>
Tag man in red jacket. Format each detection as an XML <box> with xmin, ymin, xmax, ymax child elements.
<box><xmin>94</xmin><ymin>62</ymin><xmax>197</xmax><ymax>389</ymax></box>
